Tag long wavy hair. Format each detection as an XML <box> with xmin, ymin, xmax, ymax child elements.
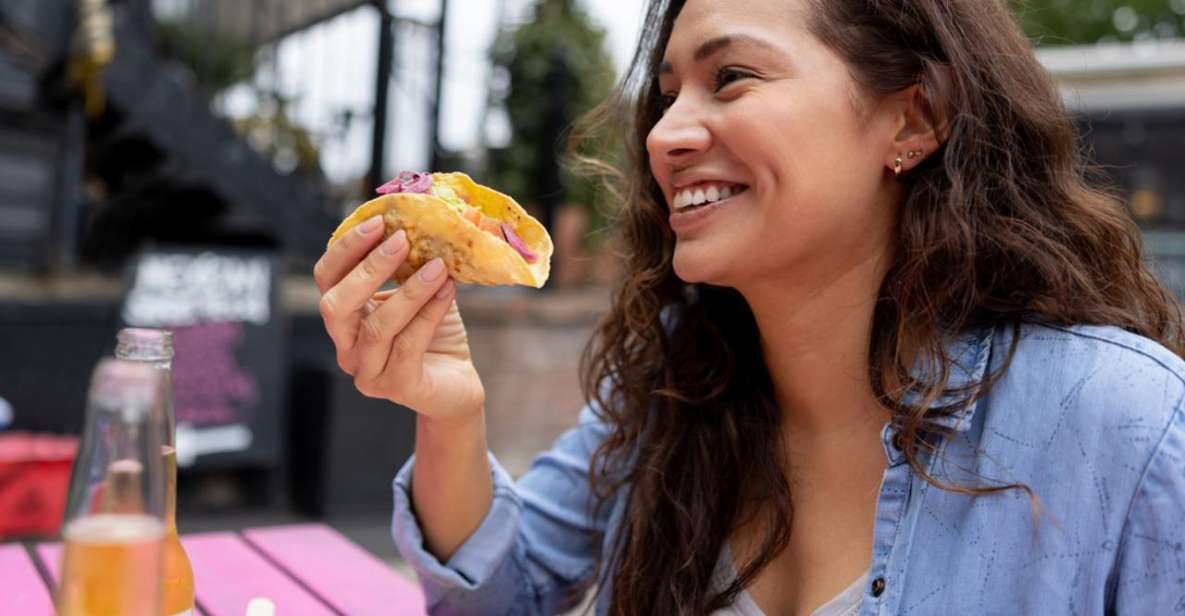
<box><xmin>573</xmin><ymin>0</ymin><xmax>1185</xmax><ymax>613</ymax></box>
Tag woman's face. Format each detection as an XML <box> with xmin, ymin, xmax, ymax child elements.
<box><xmin>647</xmin><ymin>0</ymin><xmax>902</xmax><ymax>291</ymax></box>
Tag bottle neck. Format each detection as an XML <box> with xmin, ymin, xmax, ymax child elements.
<box><xmin>114</xmin><ymin>342</ymin><xmax>179</xmax><ymax>527</ymax></box>
<box><xmin>114</xmin><ymin>355</ymin><xmax>172</xmax><ymax>371</ymax></box>
<box><xmin>115</xmin><ymin>328</ymin><xmax>174</xmax><ymax>365</ymax></box>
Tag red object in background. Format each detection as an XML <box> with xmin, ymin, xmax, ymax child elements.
<box><xmin>0</xmin><ymin>433</ymin><xmax>77</xmax><ymax>538</ymax></box>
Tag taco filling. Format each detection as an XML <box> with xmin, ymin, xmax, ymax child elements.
<box><xmin>378</xmin><ymin>171</ymin><xmax>538</xmax><ymax>263</ymax></box>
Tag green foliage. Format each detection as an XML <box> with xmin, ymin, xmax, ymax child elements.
<box><xmin>1016</xmin><ymin>0</ymin><xmax>1185</xmax><ymax>45</ymax></box>
<box><xmin>155</xmin><ymin>21</ymin><xmax>258</xmax><ymax>93</ymax></box>
<box><xmin>233</xmin><ymin>97</ymin><xmax>324</xmax><ymax>176</ymax></box>
<box><xmin>487</xmin><ymin>0</ymin><xmax>617</xmax><ymax>228</ymax></box>
<box><xmin>155</xmin><ymin>21</ymin><xmax>323</xmax><ymax>177</ymax></box>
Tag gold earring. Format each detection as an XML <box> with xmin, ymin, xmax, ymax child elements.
<box><xmin>893</xmin><ymin>155</ymin><xmax>903</xmax><ymax>176</ymax></box>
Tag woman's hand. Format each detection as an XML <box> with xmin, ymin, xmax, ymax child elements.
<box><xmin>313</xmin><ymin>215</ymin><xmax>485</xmax><ymax>423</ymax></box>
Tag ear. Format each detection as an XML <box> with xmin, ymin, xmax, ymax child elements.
<box><xmin>884</xmin><ymin>84</ymin><xmax>943</xmax><ymax>176</ymax></box>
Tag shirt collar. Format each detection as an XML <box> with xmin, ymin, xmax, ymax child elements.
<box><xmin>905</xmin><ymin>325</ymin><xmax>996</xmax><ymax>433</ymax></box>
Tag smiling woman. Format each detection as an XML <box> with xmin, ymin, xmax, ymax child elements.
<box><xmin>311</xmin><ymin>0</ymin><xmax>1185</xmax><ymax>615</ymax></box>
<box><xmin>570</xmin><ymin>0</ymin><xmax>1185</xmax><ymax>613</ymax></box>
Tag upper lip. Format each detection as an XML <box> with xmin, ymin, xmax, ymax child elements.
<box><xmin>669</xmin><ymin>172</ymin><xmax>748</xmax><ymax>191</ymax></box>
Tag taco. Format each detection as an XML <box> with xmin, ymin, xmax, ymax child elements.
<box><xmin>329</xmin><ymin>171</ymin><xmax>553</xmax><ymax>288</ymax></box>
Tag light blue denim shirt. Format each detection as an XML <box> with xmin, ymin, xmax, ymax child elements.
<box><xmin>391</xmin><ymin>323</ymin><xmax>1185</xmax><ymax>615</ymax></box>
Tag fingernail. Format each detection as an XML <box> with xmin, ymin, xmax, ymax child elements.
<box><xmin>380</xmin><ymin>230</ymin><xmax>406</xmax><ymax>255</ymax></box>
<box><xmin>419</xmin><ymin>258</ymin><xmax>446</xmax><ymax>282</ymax></box>
<box><xmin>435</xmin><ymin>280</ymin><xmax>454</xmax><ymax>299</ymax></box>
<box><xmin>357</xmin><ymin>215</ymin><xmax>382</xmax><ymax>234</ymax></box>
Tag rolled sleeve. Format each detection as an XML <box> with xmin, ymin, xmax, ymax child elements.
<box><xmin>392</xmin><ymin>452</ymin><xmax>525</xmax><ymax>612</ymax></box>
<box><xmin>390</xmin><ymin>404</ymin><xmax>614</xmax><ymax>615</ymax></box>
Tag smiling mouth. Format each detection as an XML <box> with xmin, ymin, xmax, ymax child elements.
<box><xmin>671</xmin><ymin>182</ymin><xmax>750</xmax><ymax>211</ymax></box>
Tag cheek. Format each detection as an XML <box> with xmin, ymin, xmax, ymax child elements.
<box><xmin>717</xmin><ymin>95</ymin><xmax>886</xmax><ymax>258</ymax></box>
<box><xmin>730</xmin><ymin>86</ymin><xmax>881</xmax><ymax>201</ymax></box>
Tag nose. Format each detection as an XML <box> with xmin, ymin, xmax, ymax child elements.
<box><xmin>646</xmin><ymin>95</ymin><xmax>711</xmax><ymax>168</ymax></box>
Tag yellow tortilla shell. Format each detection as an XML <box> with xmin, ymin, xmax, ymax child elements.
<box><xmin>329</xmin><ymin>172</ymin><xmax>553</xmax><ymax>288</ymax></box>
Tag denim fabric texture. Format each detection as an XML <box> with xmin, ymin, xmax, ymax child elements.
<box><xmin>391</xmin><ymin>323</ymin><xmax>1185</xmax><ymax>615</ymax></box>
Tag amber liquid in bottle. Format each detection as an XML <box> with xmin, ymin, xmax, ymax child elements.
<box><xmin>161</xmin><ymin>445</ymin><xmax>195</xmax><ymax>615</ymax></box>
<box><xmin>58</xmin><ymin>513</ymin><xmax>166</xmax><ymax>616</ymax></box>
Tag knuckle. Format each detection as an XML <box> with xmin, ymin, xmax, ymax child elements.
<box><xmin>390</xmin><ymin>333</ymin><xmax>416</xmax><ymax>361</ymax></box>
<box><xmin>398</xmin><ymin>279</ymin><xmax>429</xmax><ymax>305</ymax></box>
<box><xmin>336</xmin><ymin>350</ymin><xmax>355</xmax><ymax>375</ymax></box>
<box><xmin>358</xmin><ymin>254</ymin><xmax>384</xmax><ymax>282</ymax></box>
<box><xmin>318</xmin><ymin>293</ymin><xmax>338</xmax><ymax>319</ymax></box>
<box><xmin>411</xmin><ymin>308</ymin><xmax>436</xmax><ymax>329</ymax></box>
<box><xmin>352</xmin><ymin>374</ymin><xmax>373</xmax><ymax>397</ymax></box>
<box><xmin>359</xmin><ymin>315</ymin><xmax>386</xmax><ymax>344</ymax></box>
<box><xmin>355</xmin><ymin>375</ymin><xmax>386</xmax><ymax>400</ymax></box>
<box><xmin>423</xmin><ymin>298</ymin><xmax>447</xmax><ymax>318</ymax></box>
<box><xmin>312</xmin><ymin>260</ymin><xmax>327</xmax><ymax>288</ymax></box>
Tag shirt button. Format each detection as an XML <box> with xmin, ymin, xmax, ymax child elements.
<box><xmin>871</xmin><ymin>577</ymin><xmax>886</xmax><ymax>597</ymax></box>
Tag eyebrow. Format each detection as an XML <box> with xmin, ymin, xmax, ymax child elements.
<box><xmin>657</xmin><ymin>34</ymin><xmax>780</xmax><ymax>75</ymax></box>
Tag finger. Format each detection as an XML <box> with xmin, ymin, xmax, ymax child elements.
<box><xmin>388</xmin><ymin>278</ymin><xmax>456</xmax><ymax>372</ymax></box>
<box><xmin>320</xmin><ymin>230</ymin><xmax>408</xmax><ymax>347</ymax></box>
<box><xmin>313</xmin><ymin>215</ymin><xmax>384</xmax><ymax>293</ymax></box>
<box><xmin>351</xmin><ymin>258</ymin><xmax>450</xmax><ymax>385</ymax></box>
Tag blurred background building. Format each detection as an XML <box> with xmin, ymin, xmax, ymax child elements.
<box><xmin>0</xmin><ymin>0</ymin><xmax>1183</xmax><ymax>561</ymax></box>
<box><xmin>1039</xmin><ymin>39</ymin><xmax>1185</xmax><ymax>295</ymax></box>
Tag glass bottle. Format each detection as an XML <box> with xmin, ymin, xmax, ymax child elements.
<box><xmin>58</xmin><ymin>359</ymin><xmax>166</xmax><ymax>616</ymax></box>
<box><xmin>115</xmin><ymin>328</ymin><xmax>196</xmax><ymax>616</ymax></box>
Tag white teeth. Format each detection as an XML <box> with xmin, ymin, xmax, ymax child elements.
<box><xmin>672</xmin><ymin>183</ymin><xmax>746</xmax><ymax>209</ymax></box>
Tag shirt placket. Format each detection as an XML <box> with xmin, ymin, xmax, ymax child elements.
<box><xmin>861</xmin><ymin>423</ymin><xmax>914</xmax><ymax>615</ymax></box>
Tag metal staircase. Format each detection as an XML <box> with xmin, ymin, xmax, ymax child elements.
<box><xmin>0</xmin><ymin>0</ymin><xmax>349</xmax><ymax>271</ymax></box>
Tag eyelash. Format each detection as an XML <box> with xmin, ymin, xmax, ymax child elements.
<box><xmin>658</xmin><ymin>67</ymin><xmax>754</xmax><ymax>111</ymax></box>
<box><xmin>713</xmin><ymin>67</ymin><xmax>753</xmax><ymax>91</ymax></box>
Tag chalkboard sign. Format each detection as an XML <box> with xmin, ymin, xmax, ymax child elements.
<box><xmin>120</xmin><ymin>248</ymin><xmax>284</xmax><ymax>470</ymax></box>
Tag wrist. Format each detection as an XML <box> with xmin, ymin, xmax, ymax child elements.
<box><xmin>418</xmin><ymin>404</ymin><xmax>486</xmax><ymax>439</ymax></box>
<box><xmin>414</xmin><ymin>406</ymin><xmax>488</xmax><ymax>481</ymax></box>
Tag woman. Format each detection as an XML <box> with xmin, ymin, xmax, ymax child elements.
<box><xmin>313</xmin><ymin>0</ymin><xmax>1185</xmax><ymax>613</ymax></box>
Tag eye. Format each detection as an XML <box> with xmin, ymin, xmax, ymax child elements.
<box><xmin>714</xmin><ymin>67</ymin><xmax>753</xmax><ymax>92</ymax></box>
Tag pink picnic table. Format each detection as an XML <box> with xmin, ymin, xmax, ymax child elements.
<box><xmin>1</xmin><ymin>523</ymin><xmax>426</xmax><ymax>615</ymax></box>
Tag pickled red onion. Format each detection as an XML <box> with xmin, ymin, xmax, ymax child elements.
<box><xmin>376</xmin><ymin>171</ymin><xmax>432</xmax><ymax>194</ymax></box>
<box><xmin>501</xmin><ymin>223</ymin><xmax>537</xmax><ymax>263</ymax></box>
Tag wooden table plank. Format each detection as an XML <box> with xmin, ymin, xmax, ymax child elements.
<box><xmin>244</xmin><ymin>524</ymin><xmax>426</xmax><ymax>615</ymax></box>
<box><xmin>181</xmin><ymin>531</ymin><xmax>337</xmax><ymax>616</ymax></box>
<box><xmin>0</xmin><ymin>544</ymin><xmax>55</xmax><ymax>616</ymax></box>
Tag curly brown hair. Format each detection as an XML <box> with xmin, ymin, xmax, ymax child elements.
<box><xmin>573</xmin><ymin>0</ymin><xmax>1185</xmax><ymax>613</ymax></box>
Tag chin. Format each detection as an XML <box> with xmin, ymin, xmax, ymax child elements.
<box><xmin>671</xmin><ymin>243</ymin><xmax>731</xmax><ymax>285</ymax></box>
